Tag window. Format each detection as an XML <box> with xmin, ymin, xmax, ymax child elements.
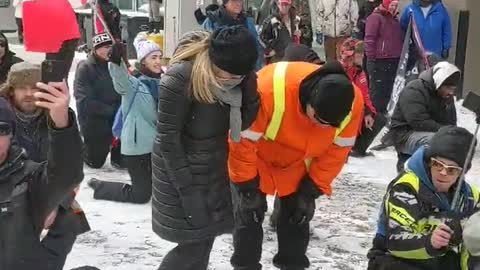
<box><xmin>112</xmin><ymin>0</ymin><xmax>150</xmax><ymax>12</ymax></box>
<box><xmin>0</xmin><ymin>0</ymin><xmax>10</xmax><ymax>8</ymax></box>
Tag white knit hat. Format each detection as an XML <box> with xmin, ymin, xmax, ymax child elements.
<box><xmin>133</xmin><ymin>33</ymin><xmax>162</xmax><ymax>62</ymax></box>
<box><xmin>464</xmin><ymin>211</ymin><xmax>480</xmax><ymax>257</ymax></box>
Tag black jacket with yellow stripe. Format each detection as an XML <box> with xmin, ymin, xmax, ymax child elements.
<box><xmin>371</xmin><ymin>148</ymin><xmax>480</xmax><ymax>270</ymax></box>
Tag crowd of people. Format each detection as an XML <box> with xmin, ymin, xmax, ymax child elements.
<box><xmin>1</xmin><ymin>0</ymin><xmax>479</xmax><ymax>270</ymax></box>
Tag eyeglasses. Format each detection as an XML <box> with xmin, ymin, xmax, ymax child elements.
<box><xmin>430</xmin><ymin>158</ymin><xmax>462</xmax><ymax>176</ymax></box>
<box><xmin>0</xmin><ymin>122</ymin><xmax>12</xmax><ymax>136</ymax></box>
<box><xmin>313</xmin><ymin>113</ymin><xmax>335</xmax><ymax>126</ymax></box>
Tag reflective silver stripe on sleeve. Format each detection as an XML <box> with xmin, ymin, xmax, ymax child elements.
<box><xmin>334</xmin><ymin>136</ymin><xmax>356</xmax><ymax>147</ymax></box>
<box><xmin>240</xmin><ymin>130</ymin><xmax>264</xmax><ymax>141</ymax></box>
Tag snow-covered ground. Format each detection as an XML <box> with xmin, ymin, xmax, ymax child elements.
<box><xmin>7</xmin><ymin>39</ymin><xmax>480</xmax><ymax>270</ymax></box>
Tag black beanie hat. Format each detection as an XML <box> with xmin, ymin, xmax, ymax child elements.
<box><xmin>424</xmin><ymin>126</ymin><xmax>475</xmax><ymax>169</ymax></box>
<box><xmin>299</xmin><ymin>61</ymin><xmax>354</xmax><ymax>127</ymax></box>
<box><xmin>209</xmin><ymin>25</ymin><xmax>258</xmax><ymax>76</ymax></box>
<box><xmin>0</xmin><ymin>97</ymin><xmax>15</xmax><ymax>136</ymax></box>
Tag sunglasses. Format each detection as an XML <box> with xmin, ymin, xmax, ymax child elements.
<box><xmin>430</xmin><ymin>158</ymin><xmax>462</xmax><ymax>176</ymax></box>
<box><xmin>313</xmin><ymin>113</ymin><xmax>336</xmax><ymax>127</ymax></box>
<box><xmin>0</xmin><ymin>122</ymin><xmax>12</xmax><ymax>136</ymax></box>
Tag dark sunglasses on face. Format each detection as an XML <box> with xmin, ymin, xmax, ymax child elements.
<box><xmin>430</xmin><ymin>157</ymin><xmax>462</xmax><ymax>176</ymax></box>
<box><xmin>0</xmin><ymin>122</ymin><xmax>12</xmax><ymax>136</ymax></box>
<box><xmin>313</xmin><ymin>113</ymin><xmax>337</xmax><ymax>127</ymax></box>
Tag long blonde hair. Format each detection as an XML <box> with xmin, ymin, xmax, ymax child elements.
<box><xmin>170</xmin><ymin>31</ymin><xmax>221</xmax><ymax>104</ymax></box>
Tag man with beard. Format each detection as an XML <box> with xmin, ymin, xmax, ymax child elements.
<box><xmin>0</xmin><ymin>80</ymin><xmax>84</xmax><ymax>269</ymax></box>
<box><xmin>0</xmin><ymin>62</ymin><xmax>89</xmax><ymax>270</ymax></box>
<box><xmin>0</xmin><ymin>32</ymin><xmax>23</xmax><ymax>85</ymax></box>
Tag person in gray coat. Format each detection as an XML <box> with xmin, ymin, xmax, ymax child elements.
<box><xmin>152</xmin><ymin>26</ymin><xmax>259</xmax><ymax>270</ymax></box>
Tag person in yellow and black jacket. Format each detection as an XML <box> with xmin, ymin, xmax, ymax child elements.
<box><xmin>367</xmin><ymin>125</ymin><xmax>480</xmax><ymax>270</ymax></box>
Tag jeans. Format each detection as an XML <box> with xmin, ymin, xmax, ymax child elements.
<box><xmin>398</xmin><ymin>131</ymin><xmax>435</xmax><ymax>155</ymax></box>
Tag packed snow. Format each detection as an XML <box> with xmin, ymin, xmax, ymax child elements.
<box><xmin>8</xmin><ymin>42</ymin><xmax>480</xmax><ymax>270</ymax></box>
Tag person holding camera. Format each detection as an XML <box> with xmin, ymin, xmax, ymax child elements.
<box><xmin>367</xmin><ymin>126</ymin><xmax>480</xmax><ymax>270</ymax></box>
<box><xmin>0</xmin><ymin>78</ymin><xmax>84</xmax><ymax>269</ymax></box>
<box><xmin>0</xmin><ymin>62</ymin><xmax>90</xmax><ymax>269</ymax></box>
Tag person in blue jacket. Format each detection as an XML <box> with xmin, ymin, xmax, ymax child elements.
<box><xmin>201</xmin><ymin>0</ymin><xmax>264</xmax><ymax>70</ymax></box>
<box><xmin>400</xmin><ymin>0</ymin><xmax>452</xmax><ymax>59</ymax></box>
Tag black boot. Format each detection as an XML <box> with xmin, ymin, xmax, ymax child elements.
<box><xmin>396</xmin><ymin>153</ymin><xmax>411</xmax><ymax>173</ymax></box>
<box><xmin>87</xmin><ymin>178</ymin><xmax>102</xmax><ymax>190</ymax></box>
<box><xmin>148</xmin><ymin>21</ymin><xmax>155</xmax><ymax>34</ymax></box>
<box><xmin>153</xmin><ymin>21</ymin><xmax>162</xmax><ymax>34</ymax></box>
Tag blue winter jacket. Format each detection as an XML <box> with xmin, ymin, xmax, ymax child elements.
<box><xmin>400</xmin><ymin>0</ymin><xmax>452</xmax><ymax>57</ymax></box>
<box><xmin>108</xmin><ymin>62</ymin><xmax>158</xmax><ymax>156</ymax></box>
<box><xmin>202</xmin><ymin>7</ymin><xmax>264</xmax><ymax>70</ymax></box>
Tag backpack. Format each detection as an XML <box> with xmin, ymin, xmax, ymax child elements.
<box><xmin>112</xmin><ymin>89</ymin><xmax>139</xmax><ymax>138</ymax></box>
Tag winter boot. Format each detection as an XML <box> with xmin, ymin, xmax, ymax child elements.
<box><xmin>153</xmin><ymin>21</ymin><xmax>162</xmax><ymax>34</ymax></box>
<box><xmin>396</xmin><ymin>153</ymin><xmax>411</xmax><ymax>173</ymax></box>
<box><xmin>87</xmin><ymin>178</ymin><xmax>102</xmax><ymax>190</ymax></box>
<box><xmin>148</xmin><ymin>21</ymin><xmax>155</xmax><ymax>34</ymax></box>
<box><xmin>269</xmin><ymin>195</ymin><xmax>280</xmax><ymax>230</ymax></box>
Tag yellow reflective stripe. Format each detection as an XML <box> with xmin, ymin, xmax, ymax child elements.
<box><xmin>394</xmin><ymin>173</ymin><xmax>420</xmax><ymax>193</ymax></box>
<box><xmin>335</xmin><ymin>112</ymin><xmax>352</xmax><ymax>137</ymax></box>
<box><xmin>470</xmin><ymin>184</ymin><xmax>479</xmax><ymax>204</ymax></box>
<box><xmin>388</xmin><ymin>202</ymin><xmax>416</xmax><ymax>228</ymax></box>
<box><xmin>460</xmin><ymin>247</ymin><xmax>469</xmax><ymax>270</ymax></box>
<box><xmin>264</xmin><ymin>62</ymin><xmax>288</xmax><ymax>140</ymax></box>
<box><xmin>304</xmin><ymin>158</ymin><xmax>312</xmax><ymax>172</ymax></box>
<box><xmin>334</xmin><ymin>136</ymin><xmax>356</xmax><ymax>147</ymax></box>
<box><xmin>390</xmin><ymin>248</ymin><xmax>432</xmax><ymax>260</ymax></box>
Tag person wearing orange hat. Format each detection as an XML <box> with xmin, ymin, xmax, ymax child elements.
<box><xmin>228</xmin><ymin>61</ymin><xmax>364</xmax><ymax>270</ymax></box>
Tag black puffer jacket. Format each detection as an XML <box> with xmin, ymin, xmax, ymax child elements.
<box><xmin>390</xmin><ymin>69</ymin><xmax>457</xmax><ymax>145</ymax></box>
<box><xmin>0</xmin><ymin>111</ymin><xmax>84</xmax><ymax>270</ymax></box>
<box><xmin>74</xmin><ymin>54</ymin><xmax>121</xmax><ymax>139</ymax></box>
<box><xmin>152</xmin><ymin>61</ymin><xmax>259</xmax><ymax>243</ymax></box>
<box><xmin>0</xmin><ymin>32</ymin><xmax>23</xmax><ymax>84</ymax></box>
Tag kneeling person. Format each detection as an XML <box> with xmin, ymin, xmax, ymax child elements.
<box><xmin>368</xmin><ymin>126</ymin><xmax>480</xmax><ymax>270</ymax></box>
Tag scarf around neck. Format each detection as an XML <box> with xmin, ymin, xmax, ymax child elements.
<box><xmin>211</xmin><ymin>85</ymin><xmax>243</xmax><ymax>142</ymax></box>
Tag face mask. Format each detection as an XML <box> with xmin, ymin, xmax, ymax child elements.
<box><xmin>219</xmin><ymin>77</ymin><xmax>244</xmax><ymax>91</ymax></box>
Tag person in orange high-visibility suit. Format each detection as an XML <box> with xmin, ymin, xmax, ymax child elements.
<box><xmin>228</xmin><ymin>61</ymin><xmax>364</xmax><ymax>270</ymax></box>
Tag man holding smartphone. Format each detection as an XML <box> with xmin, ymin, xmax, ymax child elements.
<box><xmin>0</xmin><ymin>62</ymin><xmax>89</xmax><ymax>270</ymax></box>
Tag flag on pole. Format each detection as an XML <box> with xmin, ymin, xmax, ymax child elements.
<box><xmin>387</xmin><ymin>14</ymin><xmax>428</xmax><ymax>116</ymax></box>
<box><xmin>22</xmin><ymin>0</ymin><xmax>80</xmax><ymax>53</ymax></box>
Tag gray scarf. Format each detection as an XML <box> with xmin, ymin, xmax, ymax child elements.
<box><xmin>212</xmin><ymin>85</ymin><xmax>243</xmax><ymax>142</ymax></box>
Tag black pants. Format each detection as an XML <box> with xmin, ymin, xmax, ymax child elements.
<box><xmin>83</xmin><ymin>135</ymin><xmax>122</xmax><ymax>169</ymax></box>
<box><xmin>158</xmin><ymin>238</ymin><xmax>215</xmax><ymax>270</ymax></box>
<box><xmin>231</xmin><ymin>191</ymin><xmax>310</xmax><ymax>270</ymax></box>
<box><xmin>352</xmin><ymin>113</ymin><xmax>387</xmax><ymax>155</ymax></box>
<box><xmin>42</xmin><ymin>208</ymin><xmax>78</xmax><ymax>270</ymax></box>
<box><xmin>93</xmin><ymin>154</ymin><xmax>152</xmax><ymax>204</ymax></box>
<box><xmin>16</xmin><ymin>18</ymin><xmax>23</xmax><ymax>43</ymax></box>
<box><xmin>367</xmin><ymin>59</ymin><xmax>399</xmax><ymax>114</ymax></box>
<box><xmin>45</xmin><ymin>39</ymin><xmax>79</xmax><ymax>80</ymax></box>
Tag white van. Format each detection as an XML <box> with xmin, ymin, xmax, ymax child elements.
<box><xmin>0</xmin><ymin>0</ymin><xmax>17</xmax><ymax>33</ymax></box>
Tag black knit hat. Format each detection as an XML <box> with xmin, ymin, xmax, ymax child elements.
<box><xmin>0</xmin><ymin>97</ymin><xmax>15</xmax><ymax>136</ymax></box>
<box><xmin>209</xmin><ymin>25</ymin><xmax>258</xmax><ymax>76</ymax></box>
<box><xmin>299</xmin><ymin>61</ymin><xmax>354</xmax><ymax>127</ymax></box>
<box><xmin>92</xmin><ymin>33</ymin><xmax>113</xmax><ymax>50</ymax></box>
<box><xmin>424</xmin><ymin>126</ymin><xmax>475</xmax><ymax>169</ymax></box>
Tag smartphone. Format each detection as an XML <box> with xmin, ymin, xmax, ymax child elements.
<box><xmin>41</xmin><ymin>60</ymin><xmax>66</xmax><ymax>84</ymax></box>
<box><xmin>463</xmin><ymin>92</ymin><xmax>480</xmax><ymax>113</ymax></box>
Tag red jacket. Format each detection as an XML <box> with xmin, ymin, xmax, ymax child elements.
<box><xmin>345</xmin><ymin>66</ymin><xmax>376</xmax><ymax>116</ymax></box>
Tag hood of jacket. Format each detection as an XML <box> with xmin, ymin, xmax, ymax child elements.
<box><xmin>0</xmin><ymin>32</ymin><xmax>17</xmax><ymax>66</ymax></box>
<box><xmin>0</xmin><ymin>145</ymin><xmax>27</xmax><ymax>183</ymax></box>
<box><xmin>405</xmin><ymin>147</ymin><xmax>470</xmax><ymax>211</ymax></box>
<box><xmin>413</xmin><ymin>0</ymin><xmax>441</xmax><ymax>6</ymax></box>
<box><xmin>206</xmin><ymin>5</ymin><xmax>247</xmax><ymax>27</ymax></box>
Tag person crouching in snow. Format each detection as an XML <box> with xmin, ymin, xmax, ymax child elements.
<box><xmin>0</xmin><ymin>82</ymin><xmax>84</xmax><ymax>270</ymax></box>
<box><xmin>367</xmin><ymin>126</ymin><xmax>480</xmax><ymax>270</ymax></box>
<box><xmin>152</xmin><ymin>26</ymin><xmax>259</xmax><ymax>270</ymax></box>
<box><xmin>228</xmin><ymin>61</ymin><xmax>364</xmax><ymax>269</ymax></box>
<box><xmin>339</xmin><ymin>38</ymin><xmax>387</xmax><ymax>157</ymax></box>
<box><xmin>87</xmin><ymin>33</ymin><xmax>162</xmax><ymax>204</ymax></box>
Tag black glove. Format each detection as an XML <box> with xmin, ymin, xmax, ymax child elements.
<box><xmin>180</xmin><ymin>187</ymin><xmax>210</xmax><ymax>228</ymax></box>
<box><xmin>442</xmin><ymin>48</ymin><xmax>450</xmax><ymax>59</ymax></box>
<box><xmin>445</xmin><ymin>211</ymin><xmax>463</xmax><ymax>247</ymax></box>
<box><xmin>234</xmin><ymin>176</ymin><xmax>267</xmax><ymax>225</ymax></box>
<box><xmin>108</xmin><ymin>42</ymin><xmax>124</xmax><ymax>65</ymax></box>
<box><xmin>290</xmin><ymin>175</ymin><xmax>322</xmax><ymax>225</ymax></box>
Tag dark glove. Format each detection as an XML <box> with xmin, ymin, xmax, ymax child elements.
<box><xmin>290</xmin><ymin>175</ymin><xmax>322</xmax><ymax>225</ymax></box>
<box><xmin>108</xmin><ymin>42</ymin><xmax>124</xmax><ymax>65</ymax></box>
<box><xmin>180</xmin><ymin>187</ymin><xmax>210</xmax><ymax>228</ymax></box>
<box><xmin>445</xmin><ymin>212</ymin><xmax>463</xmax><ymax>247</ymax></box>
<box><xmin>194</xmin><ymin>8</ymin><xmax>206</xmax><ymax>25</ymax></box>
<box><xmin>234</xmin><ymin>176</ymin><xmax>267</xmax><ymax>225</ymax></box>
<box><xmin>442</xmin><ymin>49</ymin><xmax>450</xmax><ymax>59</ymax></box>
